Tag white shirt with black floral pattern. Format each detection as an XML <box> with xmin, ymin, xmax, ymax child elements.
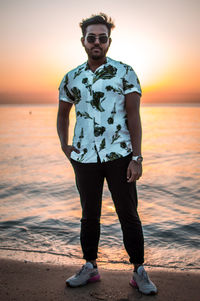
<box><xmin>59</xmin><ymin>57</ymin><xmax>142</xmax><ymax>163</ymax></box>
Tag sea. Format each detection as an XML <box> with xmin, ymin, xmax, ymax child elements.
<box><xmin>0</xmin><ymin>104</ymin><xmax>199</xmax><ymax>271</ymax></box>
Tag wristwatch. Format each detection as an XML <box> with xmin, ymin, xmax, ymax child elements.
<box><xmin>132</xmin><ymin>155</ymin><xmax>143</xmax><ymax>164</ymax></box>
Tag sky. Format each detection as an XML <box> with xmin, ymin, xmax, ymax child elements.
<box><xmin>0</xmin><ymin>0</ymin><xmax>200</xmax><ymax>104</ymax></box>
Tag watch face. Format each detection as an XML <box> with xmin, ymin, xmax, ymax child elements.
<box><xmin>132</xmin><ymin>155</ymin><xmax>143</xmax><ymax>163</ymax></box>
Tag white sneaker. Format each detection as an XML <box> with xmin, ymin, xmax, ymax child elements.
<box><xmin>130</xmin><ymin>266</ymin><xmax>157</xmax><ymax>295</ymax></box>
<box><xmin>66</xmin><ymin>262</ymin><xmax>100</xmax><ymax>287</ymax></box>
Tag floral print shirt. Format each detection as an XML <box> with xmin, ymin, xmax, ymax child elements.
<box><xmin>59</xmin><ymin>57</ymin><xmax>142</xmax><ymax>163</ymax></box>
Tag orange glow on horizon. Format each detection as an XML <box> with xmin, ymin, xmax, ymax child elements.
<box><xmin>0</xmin><ymin>0</ymin><xmax>200</xmax><ymax>104</ymax></box>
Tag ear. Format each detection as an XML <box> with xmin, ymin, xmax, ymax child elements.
<box><xmin>108</xmin><ymin>37</ymin><xmax>112</xmax><ymax>47</ymax></box>
<box><xmin>81</xmin><ymin>37</ymin><xmax>85</xmax><ymax>47</ymax></box>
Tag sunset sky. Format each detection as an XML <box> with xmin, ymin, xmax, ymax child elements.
<box><xmin>1</xmin><ymin>0</ymin><xmax>200</xmax><ymax>104</ymax></box>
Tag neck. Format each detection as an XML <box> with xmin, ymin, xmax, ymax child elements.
<box><xmin>87</xmin><ymin>57</ymin><xmax>107</xmax><ymax>72</ymax></box>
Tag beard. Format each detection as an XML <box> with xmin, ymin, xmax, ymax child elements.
<box><xmin>91</xmin><ymin>53</ymin><xmax>104</xmax><ymax>60</ymax></box>
<box><xmin>85</xmin><ymin>46</ymin><xmax>107</xmax><ymax>60</ymax></box>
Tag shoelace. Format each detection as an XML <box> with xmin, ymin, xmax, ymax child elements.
<box><xmin>140</xmin><ymin>270</ymin><xmax>150</xmax><ymax>284</ymax></box>
<box><xmin>76</xmin><ymin>264</ymin><xmax>92</xmax><ymax>276</ymax></box>
<box><xmin>76</xmin><ymin>265</ymin><xmax>87</xmax><ymax>276</ymax></box>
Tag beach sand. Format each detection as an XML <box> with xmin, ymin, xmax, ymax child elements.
<box><xmin>0</xmin><ymin>258</ymin><xmax>199</xmax><ymax>301</ymax></box>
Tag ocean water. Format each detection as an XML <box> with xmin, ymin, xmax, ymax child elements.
<box><xmin>0</xmin><ymin>104</ymin><xmax>199</xmax><ymax>270</ymax></box>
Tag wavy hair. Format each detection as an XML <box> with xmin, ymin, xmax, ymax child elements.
<box><xmin>80</xmin><ymin>13</ymin><xmax>115</xmax><ymax>36</ymax></box>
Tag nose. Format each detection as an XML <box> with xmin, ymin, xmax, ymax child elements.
<box><xmin>94</xmin><ymin>37</ymin><xmax>100</xmax><ymax>44</ymax></box>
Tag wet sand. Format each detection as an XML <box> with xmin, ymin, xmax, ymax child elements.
<box><xmin>0</xmin><ymin>258</ymin><xmax>199</xmax><ymax>301</ymax></box>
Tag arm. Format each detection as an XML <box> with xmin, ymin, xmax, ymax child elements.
<box><xmin>57</xmin><ymin>100</ymin><xmax>79</xmax><ymax>160</ymax></box>
<box><xmin>125</xmin><ymin>92</ymin><xmax>142</xmax><ymax>182</ymax></box>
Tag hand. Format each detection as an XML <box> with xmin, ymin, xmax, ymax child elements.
<box><xmin>127</xmin><ymin>160</ymin><xmax>142</xmax><ymax>182</ymax></box>
<box><xmin>61</xmin><ymin>144</ymin><xmax>80</xmax><ymax>160</ymax></box>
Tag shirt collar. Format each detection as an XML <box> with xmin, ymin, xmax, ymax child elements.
<box><xmin>84</xmin><ymin>57</ymin><xmax>111</xmax><ymax>71</ymax></box>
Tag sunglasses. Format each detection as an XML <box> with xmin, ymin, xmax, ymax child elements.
<box><xmin>86</xmin><ymin>35</ymin><xmax>109</xmax><ymax>44</ymax></box>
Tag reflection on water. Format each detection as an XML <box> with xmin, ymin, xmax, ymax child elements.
<box><xmin>0</xmin><ymin>104</ymin><xmax>199</xmax><ymax>270</ymax></box>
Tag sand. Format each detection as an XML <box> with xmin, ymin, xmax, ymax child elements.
<box><xmin>0</xmin><ymin>258</ymin><xmax>199</xmax><ymax>301</ymax></box>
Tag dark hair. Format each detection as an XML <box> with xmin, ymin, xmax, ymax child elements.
<box><xmin>80</xmin><ymin>13</ymin><xmax>115</xmax><ymax>37</ymax></box>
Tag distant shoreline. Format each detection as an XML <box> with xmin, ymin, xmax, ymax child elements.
<box><xmin>0</xmin><ymin>102</ymin><xmax>200</xmax><ymax>107</ymax></box>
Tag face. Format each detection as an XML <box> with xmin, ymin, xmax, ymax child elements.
<box><xmin>81</xmin><ymin>24</ymin><xmax>111</xmax><ymax>60</ymax></box>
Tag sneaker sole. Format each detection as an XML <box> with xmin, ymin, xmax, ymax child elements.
<box><xmin>88</xmin><ymin>274</ymin><xmax>101</xmax><ymax>283</ymax></box>
<box><xmin>129</xmin><ymin>279</ymin><xmax>157</xmax><ymax>295</ymax></box>
<box><xmin>66</xmin><ymin>274</ymin><xmax>100</xmax><ymax>288</ymax></box>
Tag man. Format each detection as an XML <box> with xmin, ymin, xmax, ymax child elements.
<box><xmin>57</xmin><ymin>13</ymin><xmax>157</xmax><ymax>295</ymax></box>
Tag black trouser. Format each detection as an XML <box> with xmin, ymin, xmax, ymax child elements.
<box><xmin>70</xmin><ymin>154</ymin><xmax>144</xmax><ymax>264</ymax></box>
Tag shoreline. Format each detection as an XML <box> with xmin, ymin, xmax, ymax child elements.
<box><xmin>0</xmin><ymin>258</ymin><xmax>200</xmax><ymax>301</ymax></box>
<box><xmin>0</xmin><ymin>249</ymin><xmax>199</xmax><ymax>272</ymax></box>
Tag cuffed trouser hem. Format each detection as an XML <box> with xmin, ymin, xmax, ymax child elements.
<box><xmin>83</xmin><ymin>256</ymin><xmax>98</xmax><ymax>261</ymax></box>
<box><xmin>129</xmin><ymin>259</ymin><xmax>144</xmax><ymax>264</ymax></box>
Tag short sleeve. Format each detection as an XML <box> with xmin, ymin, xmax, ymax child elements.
<box><xmin>122</xmin><ymin>67</ymin><xmax>142</xmax><ymax>96</ymax></box>
<box><xmin>58</xmin><ymin>74</ymin><xmax>74</xmax><ymax>103</ymax></box>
